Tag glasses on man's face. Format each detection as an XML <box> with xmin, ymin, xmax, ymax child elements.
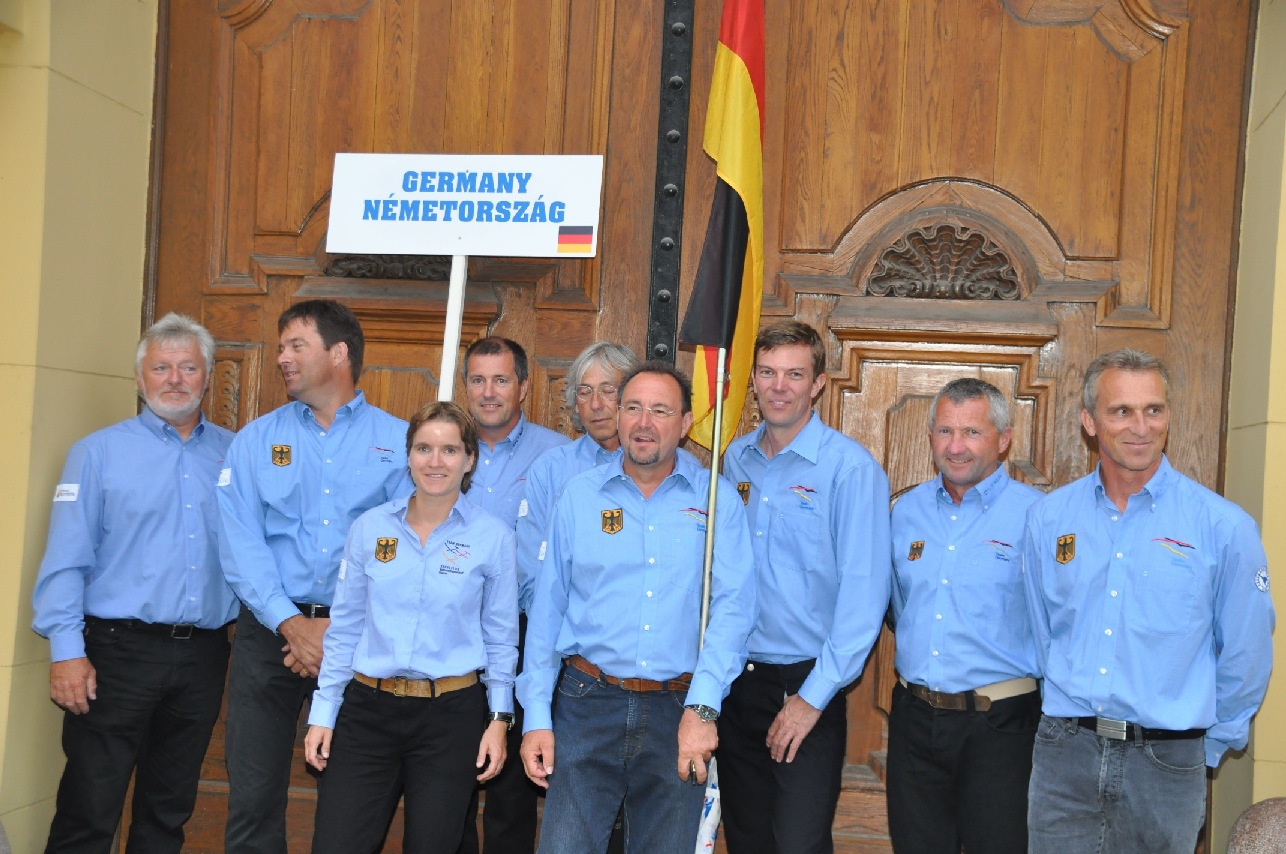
<box><xmin>618</xmin><ymin>402</ymin><xmax>679</xmax><ymax>419</ymax></box>
<box><xmin>574</xmin><ymin>383</ymin><xmax>619</xmax><ymax>402</ymax></box>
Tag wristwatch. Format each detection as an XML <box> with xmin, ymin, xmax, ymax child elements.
<box><xmin>489</xmin><ymin>711</ymin><xmax>515</xmax><ymax>730</ymax></box>
<box><xmin>684</xmin><ymin>703</ymin><xmax>719</xmax><ymax>723</ymax></box>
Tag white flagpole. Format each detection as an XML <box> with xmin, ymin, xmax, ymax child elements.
<box><xmin>698</xmin><ymin>345</ymin><xmax>728</xmax><ymax>646</ymax></box>
<box><xmin>437</xmin><ymin>254</ymin><xmax>468</xmax><ymax>401</ymax></box>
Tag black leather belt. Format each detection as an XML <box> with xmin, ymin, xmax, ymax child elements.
<box><xmin>84</xmin><ymin>616</ymin><xmax>224</xmax><ymax>640</ymax></box>
<box><xmin>1076</xmin><ymin>717</ymin><xmax>1205</xmax><ymax>742</ymax></box>
<box><xmin>294</xmin><ymin>602</ymin><xmax>331</xmax><ymax>618</ymax></box>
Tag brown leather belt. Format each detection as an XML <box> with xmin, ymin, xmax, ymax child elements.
<box><xmin>566</xmin><ymin>654</ymin><xmax>692</xmax><ymax>693</ymax></box>
<box><xmin>899</xmin><ymin>676</ymin><xmax>1038</xmax><ymax>712</ymax></box>
<box><xmin>353</xmin><ymin>671</ymin><xmax>477</xmax><ymax>698</ymax></box>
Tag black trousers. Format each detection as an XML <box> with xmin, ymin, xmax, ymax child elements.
<box><xmin>224</xmin><ymin>605</ymin><xmax>318</xmax><ymax>854</ymax></box>
<box><xmin>313</xmin><ymin>679</ymin><xmax>488</xmax><ymax>854</ymax></box>
<box><xmin>716</xmin><ymin>660</ymin><xmax>846</xmax><ymax>854</ymax></box>
<box><xmin>457</xmin><ymin>615</ymin><xmax>541</xmax><ymax>854</ymax></box>
<box><xmin>45</xmin><ymin>618</ymin><xmax>230</xmax><ymax>854</ymax></box>
<box><xmin>885</xmin><ymin>681</ymin><xmax>1040</xmax><ymax>854</ymax></box>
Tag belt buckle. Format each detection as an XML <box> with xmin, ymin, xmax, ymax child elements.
<box><xmin>171</xmin><ymin>624</ymin><xmax>194</xmax><ymax>640</ymax></box>
<box><xmin>391</xmin><ymin>676</ymin><xmax>408</xmax><ymax>698</ymax></box>
<box><xmin>1095</xmin><ymin>718</ymin><xmax>1129</xmax><ymax>741</ymax></box>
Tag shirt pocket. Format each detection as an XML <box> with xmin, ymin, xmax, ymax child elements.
<box><xmin>766</xmin><ymin>502</ymin><xmax>824</xmax><ymax>573</ymax></box>
<box><xmin>1134</xmin><ymin>561</ymin><xmax>1205</xmax><ymax>635</ymax></box>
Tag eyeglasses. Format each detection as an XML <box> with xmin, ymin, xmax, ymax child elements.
<box><xmin>619</xmin><ymin>403</ymin><xmax>680</xmax><ymax>419</ymax></box>
<box><xmin>575</xmin><ymin>383</ymin><xmax>619</xmax><ymax>401</ymax></box>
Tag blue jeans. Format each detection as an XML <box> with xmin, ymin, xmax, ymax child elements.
<box><xmin>536</xmin><ymin>665</ymin><xmax>704</xmax><ymax>854</ymax></box>
<box><xmin>1028</xmin><ymin>715</ymin><xmax>1207</xmax><ymax>854</ymax></box>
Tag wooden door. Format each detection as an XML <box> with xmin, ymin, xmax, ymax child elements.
<box><xmin>148</xmin><ymin>1</ymin><xmax>1255</xmax><ymax>849</ymax></box>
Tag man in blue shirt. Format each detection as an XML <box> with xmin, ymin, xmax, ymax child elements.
<box><xmin>718</xmin><ymin>321</ymin><xmax>890</xmax><ymax>854</ymax></box>
<box><xmin>887</xmin><ymin>377</ymin><xmax>1042</xmax><ymax>853</ymax></box>
<box><xmin>516</xmin><ymin>341</ymin><xmax>636</xmax><ymax>612</ymax></box>
<box><xmin>33</xmin><ymin>313</ymin><xmax>237</xmax><ymax>853</ymax></box>
<box><xmin>1023</xmin><ymin>348</ymin><xmax>1275</xmax><ymax>853</ymax></box>
<box><xmin>458</xmin><ymin>336</ymin><xmax>568</xmax><ymax>854</ymax></box>
<box><xmin>218</xmin><ymin>300</ymin><xmax>409</xmax><ymax>854</ymax></box>
<box><xmin>518</xmin><ymin>362</ymin><xmax>757</xmax><ymax>854</ymax></box>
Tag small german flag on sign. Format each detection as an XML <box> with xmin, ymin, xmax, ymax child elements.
<box><xmin>557</xmin><ymin>225</ymin><xmax>594</xmax><ymax>254</ymax></box>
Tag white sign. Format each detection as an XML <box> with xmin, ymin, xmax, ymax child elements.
<box><xmin>327</xmin><ymin>153</ymin><xmax>604</xmax><ymax>257</ymax></box>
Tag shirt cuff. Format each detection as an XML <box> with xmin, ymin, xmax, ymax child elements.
<box><xmin>307</xmin><ymin>694</ymin><xmax>341</xmax><ymax>729</ymax></box>
<box><xmin>487</xmin><ymin>685</ymin><xmax>514</xmax><ymax>715</ymax></box>
<box><xmin>522</xmin><ymin>702</ymin><xmax>553</xmax><ymax>733</ymax></box>
<box><xmin>798</xmin><ymin>673</ymin><xmax>839</xmax><ymax>711</ymax></box>
<box><xmin>50</xmin><ymin>629</ymin><xmax>87</xmax><ymax>662</ymax></box>
<box><xmin>683</xmin><ymin>674</ymin><xmax>724</xmax><ymax>713</ymax></box>
<box><xmin>264</xmin><ymin>596</ymin><xmax>303</xmax><ymax>634</ymax></box>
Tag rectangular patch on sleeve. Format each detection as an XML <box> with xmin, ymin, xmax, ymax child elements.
<box><xmin>338</xmin><ymin>558</ymin><xmax>347</xmax><ymax>581</ymax></box>
<box><xmin>538</xmin><ymin>540</ymin><xmax>547</xmax><ymax>561</ymax></box>
<box><xmin>53</xmin><ymin>484</ymin><xmax>79</xmax><ymax>502</ymax></box>
<box><xmin>217</xmin><ymin>467</ymin><xmax>232</xmax><ymax>487</ymax></box>
<box><xmin>518</xmin><ymin>498</ymin><xmax>528</xmax><ymax>518</ymax></box>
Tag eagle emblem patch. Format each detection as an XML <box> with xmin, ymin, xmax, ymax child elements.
<box><xmin>908</xmin><ymin>540</ymin><xmax>924</xmax><ymax>561</ymax></box>
<box><xmin>271</xmin><ymin>444</ymin><xmax>292</xmax><ymax>467</ymax></box>
<box><xmin>737</xmin><ymin>482</ymin><xmax>751</xmax><ymax>505</ymax></box>
<box><xmin>1056</xmin><ymin>534</ymin><xmax>1076</xmax><ymax>565</ymax></box>
<box><xmin>601</xmin><ymin>508</ymin><xmax>623</xmax><ymax>535</ymax></box>
<box><xmin>375</xmin><ymin>537</ymin><xmax>398</xmax><ymax>563</ymax></box>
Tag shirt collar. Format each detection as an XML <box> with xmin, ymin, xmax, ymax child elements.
<box><xmin>295</xmin><ymin>390</ymin><xmax>367</xmax><ymax>426</ymax></box>
<box><xmin>742</xmin><ymin>411</ymin><xmax>823</xmax><ymax>464</ymax></box>
<box><xmin>139</xmin><ymin>405</ymin><xmax>207</xmax><ymax>443</ymax></box>
<box><xmin>1091</xmin><ymin>455</ymin><xmax>1174</xmax><ymax>507</ymax></box>
<box><xmin>489</xmin><ymin>414</ymin><xmax>528</xmax><ymax>450</ymax></box>
<box><xmin>934</xmin><ymin>464</ymin><xmax>1009</xmax><ymax>508</ymax></box>
<box><xmin>597</xmin><ymin>447</ymin><xmax>697</xmax><ymax>493</ymax></box>
<box><xmin>390</xmin><ymin>491</ymin><xmax>472</xmax><ymax>525</ymax></box>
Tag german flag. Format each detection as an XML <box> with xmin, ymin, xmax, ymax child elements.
<box><xmin>557</xmin><ymin>225</ymin><xmax>595</xmax><ymax>254</ymax></box>
<box><xmin>679</xmin><ymin>0</ymin><xmax>764</xmax><ymax>453</ymax></box>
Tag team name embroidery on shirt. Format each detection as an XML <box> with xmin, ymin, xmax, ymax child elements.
<box><xmin>737</xmin><ymin>482</ymin><xmax>751</xmax><ymax>505</ymax></box>
<box><xmin>271</xmin><ymin>444</ymin><xmax>292</xmax><ymax>467</ymax></box>
<box><xmin>908</xmin><ymin>540</ymin><xmax>924</xmax><ymax>561</ymax></box>
<box><xmin>443</xmin><ymin>540</ymin><xmax>470</xmax><ymax>562</ymax></box>
<box><xmin>986</xmin><ymin>539</ymin><xmax>1015</xmax><ymax>561</ymax></box>
<box><xmin>601</xmin><ymin>508</ymin><xmax>623</xmax><ymax>535</ymax></box>
<box><xmin>1153</xmin><ymin>537</ymin><xmax>1194</xmax><ymax>558</ymax></box>
<box><xmin>369</xmin><ymin>445</ymin><xmax>395</xmax><ymax>463</ymax></box>
<box><xmin>375</xmin><ymin>537</ymin><xmax>398</xmax><ymax>563</ymax></box>
<box><xmin>1056</xmin><ymin>534</ymin><xmax>1076</xmax><ymax>564</ymax></box>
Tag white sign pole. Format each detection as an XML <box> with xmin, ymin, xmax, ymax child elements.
<box><xmin>438</xmin><ymin>254</ymin><xmax>468</xmax><ymax>401</ymax></box>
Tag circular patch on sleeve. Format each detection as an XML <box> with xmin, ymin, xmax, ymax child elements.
<box><xmin>1255</xmin><ymin>567</ymin><xmax>1270</xmax><ymax>592</ymax></box>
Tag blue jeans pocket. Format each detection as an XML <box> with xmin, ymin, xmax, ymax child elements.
<box><xmin>1143</xmin><ymin>738</ymin><xmax>1204</xmax><ymax>774</ymax></box>
<box><xmin>557</xmin><ymin>666</ymin><xmax>597</xmax><ymax>699</ymax></box>
<box><xmin>1034</xmin><ymin>715</ymin><xmax>1077</xmax><ymax>744</ymax></box>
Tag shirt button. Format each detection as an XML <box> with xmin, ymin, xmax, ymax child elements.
<box><xmin>326</xmin><ymin>459</ymin><xmax>332</xmax><ymax>464</ymax></box>
<box><xmin>1111</xmin><ymin>516</ymin><xmax>1118</xmax><ymax>521</ymax></box>
<box><xmin>485</xmin><ymin>459</ymin><xmax>491</xmax><ymax>465</ymax></box>
<box><xmin>950</xmin><ymin>515</ymin><xmax>957</xmax><ymax>521</ymax></box>
<box><xmin>648</xmin><ymin>525</ymin><xmax>654</xmax><ymax>531</ymax></box>
<box><xmin>321</xmin><ymin>548</ymin><xmax>328</xmax><ymax>554</ymax></box>
<box><xmin>640</xmin><ymin>661</ymin><xmax>647</xmax><ymax>667</ymax></box>
<box><xmin>183</xmin><ymin>474</ymin><xmax>190</xmax><ymax>479</ymax></box>
<box><xmin>932</xmin><ymin>650</ymin><xmax>939</xmax><ymax>656</ymax></box>
<box><xmin>487</xmin><ymin>487</ymin><xmax>493</xmax><ymax>493</ymax></box>
<box><xmin>1105</xmin><ymin>629</ymin><xmax>1112</xmax><ymax>636</ymax></box>
<box><xmin>320</xmin><ymin>431</ymin><xmax>326</xmax><ymax>437</ymax></box>
<box><xmin>747</xmin><ymin>663</ymin><xmax>755</xmax><ymax>672</ymax></box>
<box><xmin>935</xmin><ymin>614</ymin><xmax>943</xmax><ymax>620</ymax></box>
<box><xmin>941</xmin><ymin>578</ymin><xmax>949</xmax><ymax>585</ymax></box>
<box><xmin>323</xmin><ymin>520</ymin><xmax>330</xmax><ymax>526</ymax></box>
<box><xmin>644</xmin><ymin>625</ymin><xmax>650</xmax><ymax>631</ymax></box>
<box><xmin>1100</xmin><ymin>668</ymin><xmax>1107</xmax><ymax>675</ymax></box>
<box><xmin>756</xmin><ymin>531</ymin><xmax>763</xmax><ymax>537</ymax></box>
<box><xmin>185</xmin><ymin>504</ymin><xmax>192</xmax><ymax>509</ymax></box>
<box><xmin>1110</xmin><ymin>590</ymin><xmax>1118</xmax><ymax>597</ymax></box>
<box><xmin>189</xmin><ymin>534</ymin><xmax>195</xmax><ymax>539</ymax></box>
<box><xmin>948</xmin><ymin>545</ymin><xmax>955</xmax><ymax>551</ymax></box>
<box><xmin>324</xmin><ymin>489</ymin><xmax>331</xmax><ymax>494</ymax></box>
<box><xmin>1116</xmin><ymin>552</ymin><xmax>1123</xmax><ymax>558</ymax></box>
<box><xmin>648</xmin><ymin>557</ymin><xmax>655</xmax><ymax>564</ymax></box>
<box><xmin>761</xmin><ymin>496</ymin><xmax>768</xmax><ymax>502</ymax></box>
<box><xmin>646</xmin><ymin>591</ymin><xmax>653</xmax><ymax>597</ymax></box>
<box><xmin>1097</xmin><ymin>705</ymin><xmax>1104</xmax><ymax>712</ymax></box>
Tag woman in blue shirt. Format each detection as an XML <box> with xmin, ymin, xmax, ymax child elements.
<box><xmin>304</xmin><ymin>401</ymin><xmax>519</xmax><ymax>853</ymax></box>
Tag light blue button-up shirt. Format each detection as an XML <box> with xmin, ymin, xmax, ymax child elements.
<box><xmin>1023</xmin><ymin>457</ymin><xmax>1275</xmax><ymax>766</ymax></box>
<box><xmin>469</xmin><ymin>414</ymin><xmax>568</xmax><ymax>529</ymax></box>
<box><xmin>724</xmin><ymin>412</ymin><xmax>891</xmax><ymax>710</ymax></box>
<box><xmin>518</xmin><ymin>452</ymin><xmax>757</xmax><ymax>731</ymax></box>
<box><xmin>308</xmin><ymin>494</ymin><xmax>519</xmax><ymax>728</ymax></box>
<box><xmin>33</xmin><ymin>409</ymin><xmax>238</xmax><ymax>662</ymax></box>
<box><xmin>217</xmin><ymin>392</ymin><xmax>411</xmax><ymax>632</ymax></box>
<box><xmin>891</xmin><ymin>466</ymin><xmax>1042</xmax><ymax>693</ymax></box>
<box><xmin>516</xmin><ymin>433</ymin><xmax>618</xmax><ymax>612</ymax></box>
